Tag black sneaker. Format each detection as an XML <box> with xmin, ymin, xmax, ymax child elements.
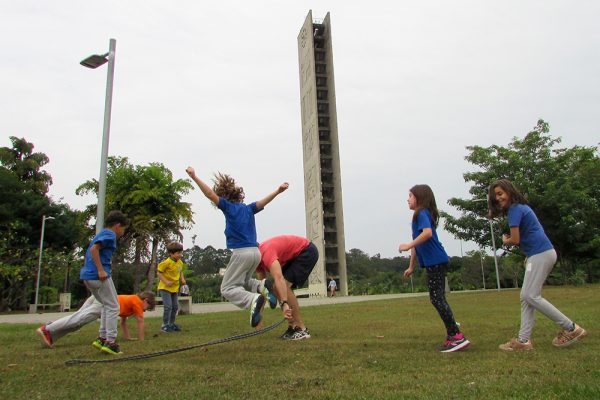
<box><xmin>170</xmin><ymin>323</ymin><xmax>182</xmax><ymax>332</ymax></box>
<box><xmin>250</xmin><ymin>294</ymin><xmax>265</xmax><ymax>327</ymax></box>
<box><xmin>289</xmin><ymin>327</ymin><xmax>311</xmax><ymax>341</ymax></box>
<box><xmin>280</xmin><ymin>326</ymin><xmax>295</xmax><ymax>340</ymax></box>
<box><xmin>101</xmin><ymin>340</ymin><xmax>123</xmax><ymax>355</ymax></box>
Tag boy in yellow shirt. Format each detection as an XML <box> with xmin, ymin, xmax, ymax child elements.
<box><xmin>157</xmin><ymin>242</ymin><xmax>186</xmax><ymax>332</ymax></box>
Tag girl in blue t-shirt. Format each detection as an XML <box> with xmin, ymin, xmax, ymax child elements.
<box><xmin>489</xmin><ymin>179</ymin><xmax>587</xmax><ymax>351</ymax></box>
<box><xmin>186</xmin><ymin>166</ymin><xmax>288</xmax><ymax>327</ymax></box>
<box><xmin>399</xmin><ymin>184</ymin><xmax>470</xmax><ymax>352</ymax></box>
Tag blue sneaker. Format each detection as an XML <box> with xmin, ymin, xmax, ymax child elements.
<box><xmin>250</xmin><ymin>294</ymin><xmax>265</xmax><ymax>327</ymax></box>
<box><xmin>161</xmin><ymin>325</ymin><xmax>174</xmax><ymax>333</ymax></box>
<box><xmin>170</xmin><ymin>323</ymin><xmax>181</xmax><ymax>332</ymax></box>
<box><xmin>261</xmin><ymin>279</ymin><xmax>277</xmax><ymax>309</ymax></box>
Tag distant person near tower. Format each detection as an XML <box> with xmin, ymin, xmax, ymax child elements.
<box><xmin>328</xmin><ymin>278</ymin><xmax>337</xmax><ymax>297</ymax></box>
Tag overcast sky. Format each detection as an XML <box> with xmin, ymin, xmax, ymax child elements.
<box><xmin>1</xmin><ymin>1</ymin><xmax>598</xmax><ymax>258</ymax></box>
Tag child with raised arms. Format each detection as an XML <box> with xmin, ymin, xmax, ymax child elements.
<box><xmin>186</xmin><ymin>167</ymin><xmax>286</xmax><ymax>327</ymax></box>
<box><xmin>489</xmin><ymin>179</ymin><xmax>587</xmax><ymax>351</ymax></box>
<box><xmin>399</xmin><ymin>184</ymin><xmax>470</xmax><ymax>352</ymax></box>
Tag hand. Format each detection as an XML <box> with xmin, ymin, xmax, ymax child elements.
<box><xmin>278</xmin><ymin>182</ymin><xmax>289</xmax><ymax>193</ymax></box>
<box><xmin>282</xmin><ymin>304</ymin><xmax>293</xmax><ymax>321</ymax></box>
<box><xmin>403</xmin><ymin>268</ymin><xmax>414</xmax><ymax>279</ymax></box>
<box><xmin>502</xmin><ymin>234</ymin><xmax>510</xmax><ymax>245</ymax></box>
<box><xmin>98</xmin><ymin>269</ymin><xmax>108</xmax><ymax>281</ymax></box>
<box><xmin>399</xmin><ymin>243</ymin><xmax>411</xmax><ymax>252</ymax></box>
<box><xmin>185</xmin><ymin>167</ymin><xmax>196</xmax><ymax>177</ymax></box>
<box><xmin>166</xmin><ymin>280</ymin><xmax>174</xmax><ymax>287</ymax></box>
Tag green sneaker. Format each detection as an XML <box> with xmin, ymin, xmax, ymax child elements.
<box><xmin>101</xmin><ymin>341</ymin><xmax>123</xmax><ymax>355</ymax></box>
<box><xmin>92</xmin><ymin>337</ymin><xmax>106</xmax><ymax>351</ymax></box>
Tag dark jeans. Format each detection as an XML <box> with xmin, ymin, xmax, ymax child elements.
<box><xmin>426</xmin><ymin>264</ymin><xmax>460</xmax><ymax>337</ymax></box>
<box><xmin>160</xmin><ymin>290</ymin><xmax>179</xmax><ymax>326</ymax></box>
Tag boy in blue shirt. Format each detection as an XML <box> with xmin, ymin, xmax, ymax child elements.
<box><xmin>79</xmin><ymin>210</ymin><xmax>129</xmax><ymax>355</ymax></box>
<box><xmin>186</xmin><ymin>167</ymin><xmax>286</xmax><ymax>327</ymax></box>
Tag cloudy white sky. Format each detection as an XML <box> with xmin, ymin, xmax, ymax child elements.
<box><xmin>1</xmin><ymin>1</ymin><xmax>598</xmax><ymax>258</ymax></box>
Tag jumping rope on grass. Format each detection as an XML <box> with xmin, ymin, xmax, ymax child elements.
<box><xmin>65</xmin><ymin>318</ymin><xmax>285</xmax><ymax>366</ymax></box>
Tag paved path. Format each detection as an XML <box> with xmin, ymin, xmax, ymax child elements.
<box><xmin>0</xmin><ymin>292</ymin><xmax>433</xmax><ymax>325</ymax></box>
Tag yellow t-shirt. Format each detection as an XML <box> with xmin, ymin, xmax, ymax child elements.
<box><xmin>157</xmin><ymin>257</ymin><xmax>183</xmax><ymax>293</ymax></box>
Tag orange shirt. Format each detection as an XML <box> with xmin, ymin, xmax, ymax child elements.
<box><xmin>118</xmin><ymin>295</ymin><xmax>144</xmax><ymax>318</ymax></box>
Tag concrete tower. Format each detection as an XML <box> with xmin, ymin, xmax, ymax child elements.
<box><xmin>297</xmin><ymin>11</ymin><xmax>347</xmax><ymax>297</ymax></box>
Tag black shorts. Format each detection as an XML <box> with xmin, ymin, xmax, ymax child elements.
<box><xmin>282</xmin><ymin>242</ymin><xmax>318</xmax><ymax>289</ymax></box>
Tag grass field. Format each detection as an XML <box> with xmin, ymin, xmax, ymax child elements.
<box><xmin>1</xmin><ymin>285</ymin><xmax>598</xmax><ymax>399</ymax></box>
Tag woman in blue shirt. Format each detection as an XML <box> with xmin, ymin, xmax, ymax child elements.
<box><xmin>489</xmin><ymin>179</ymin><xmax>587</xmax><ymax>351</ymax></box>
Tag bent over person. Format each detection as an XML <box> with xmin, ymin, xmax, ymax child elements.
<box><xmin>256</xmin><ymin>235</ymin><xmax>318</xmax><ymax>340</ymax></box>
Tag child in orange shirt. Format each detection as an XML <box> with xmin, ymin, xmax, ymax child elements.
<box><xmin>36</xmin><ymin>292</ymin><xmax>156</xmax><ymax>348</ymax></box>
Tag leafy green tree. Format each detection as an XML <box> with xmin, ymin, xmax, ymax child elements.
<box><xmin>443</xmin><ymin>120</ymin><xmax>600</xmax><ymax>283</ymax></box>
<box><xmin>0</xmin><ymin>138</ymin><xmax>83</xmax><ymax>310</ymax></box>
<box><xmin>76</xmin><ymin>157</ymin><xmax>194</xmax><ymax>292</ymax></box>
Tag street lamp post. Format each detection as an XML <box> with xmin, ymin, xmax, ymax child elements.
<box><xmin>80</xmin><ymin>38</ymin><xmax>116</xmax><ymax>234</ymax></box>
<box><xmin>31</xmin><ymin>215</ymin><xmax>55</xmax><ymax>313</ymax></box>
<box><xmin>479</xmin><ymin>250</ymin><xmax>486</xmax><ymax>290</ymax></box>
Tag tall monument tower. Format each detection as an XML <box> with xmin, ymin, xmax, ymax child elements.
<box><xmin>297</xmin><ymin>11</ymin><xmax>347</xmax><ymax>297</ymax></box>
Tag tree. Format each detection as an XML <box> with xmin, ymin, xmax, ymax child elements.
<box><xmin>443</xmin><ymin>120</ymin><xmax>600</xmax><ymax>283</ymax></box>
<box><xmin>76</xmin><ymin>157</ymin><xmax>194</xmax><ymax>292</ymax></box>
<box><xmin>0</xmin><ymin>137</ymin><xmax>83</xmax><ymax>310</ymax></box>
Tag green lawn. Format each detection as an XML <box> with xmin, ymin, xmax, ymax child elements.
<box><xmin>1</xmin><ymin>285</ymin><xmax>598</xmax><ymax>399</ymax></box>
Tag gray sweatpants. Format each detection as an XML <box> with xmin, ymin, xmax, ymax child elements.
<box><xmin>220</xmin><ymin>247</ymin><xmax>262</xmax><ymax>309</ymax></box>
<box><xmin>83</xmin><ymin>278</ymin><xmax>120</xmax><ymax>342</ymax></box>
<box><xmin>45</xmin><ymin>295</ymin><xmax>102</xmax><ymax>341</ymax></box>
<box><xmin>518</xmin><ymin>248</ymin><xmax>573</xmax><ymax>341</ymax></box>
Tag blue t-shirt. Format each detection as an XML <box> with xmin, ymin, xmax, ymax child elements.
<box><xmin>507</xmin><ymin>203</ymin><xmax>553</xmax><ymax>257</ymax></box>
<box><xmin>218</xmin><ymin>197</ymin><xmax>262</xmax><ymax>249</ymax></box>
<box><xmin>80</xmin><ymin>229</ymin><xmax>118</xmax><ymax>280</ymax></box>
<box><xmin>412</xmin><ymin>208</ymin><xmax>449</xmax><ymax>268</ymax></box>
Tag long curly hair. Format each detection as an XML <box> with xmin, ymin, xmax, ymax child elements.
<box><xmin>212</xmin><ymin>172</ymin><xmax>245</xmax><ymax>203</ymax></box>
<box><xmin>488</xmin><ymin>179</ymin><xmax>527</xmax><ymax>218</ymax></box>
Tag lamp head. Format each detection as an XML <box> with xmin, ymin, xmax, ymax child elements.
<box><xmin>80</xmin><ymin>53</ymin><xmax>109</xmax><ymax>69</ymax></box>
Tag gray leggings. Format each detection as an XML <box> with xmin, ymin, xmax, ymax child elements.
<box><xmin>518</xmin><ymin>248</ymin><xmax>573</xmax><ymax>341</ymax></box>
<box><xmin>220</xmin><ymin>247</ymin><xmax>262</xmax><ymax>309</ymax></box>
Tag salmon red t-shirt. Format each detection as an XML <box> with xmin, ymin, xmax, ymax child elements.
<box><xmin>257</xmin><ymin>235</ymin><xmax>310</xmax><ymax>273</ymax></box>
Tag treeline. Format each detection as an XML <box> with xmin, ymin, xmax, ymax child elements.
<box><xmin>1</xmin><ymin>120</ymin><xmax>598</xmax><ymax>310</ymax></box>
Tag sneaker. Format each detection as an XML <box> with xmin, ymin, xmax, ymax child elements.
<box><xmin>499</xmin><ymin>338</ymin><xmax>533</xmax><ymax>351</ymax></box>
<box><xmin>261</xmin><ymin>279</ymin><xmax>278</xmax><ymax>309</ymax></box>
<box><xmin>92</xmin><ymin>337</ymin><xmax>106</xmax><ymax>351</ymax></box>
<box><xmin>289</xmin><ymin>326</ymin><xmax>311</xmax><ymax>341</ymax></box>
<box><xmin>101</xmin><ymin>340</ymin><xmax>123</xmax><ymax>355</ymax></box>
<box><xmin>161</xmin><ymin>325</ymin><xmax>174</xmax><ymax>333</ymax></box>
<box><xmin>552</xmin><ymin>324</ymin><xmax>587</xmax><ymax>348</ymax></box>
<box><xmin>36</xmin><ymin>326</ymin><xmax>53</xmax><ymax>348</ymax></box>
<box><xmin>250</xmin><ymin>294</ymin><xmax>266</xmax><ymax>327</ymax></box>
<box><xmin>280</xmin><ymin>326</ymin><xmax>296</xmax><ymax>340</ymax></box>
<box><xmin>170</xmin><ymin>323</ymin><xmax>182</xmax><ymax>332</ymax></box>
<box><xmin>438</xmin><ymin>333</ymin><xmax>471</xmax><ymax>353</ymax></box>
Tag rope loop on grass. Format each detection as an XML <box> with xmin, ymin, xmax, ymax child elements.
<box><xmin>65</xmin><ymin>319</ymin><xmax>285</xmax><ymax>366</ymax></box>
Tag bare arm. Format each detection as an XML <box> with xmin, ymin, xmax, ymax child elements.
<box><xmin>90</xmin><ymin>243</ymin><xmax>108</xmax><ymax>281</ymax></box>
<box><xmin>136</xmin><ymin>316</ymin><xmax>145</xmax><ymax>341</ymax></box>
<box><xmin>186</xmin><ymin>167</ymin><xmax>220</xmax><ymax>205</ymax></box>
<box><xmin>398</xmin><ymin>228</ymin><xmax>433</xmax><ymax>252</ymax></box>
<box><xmin>120</xmin><ymin>317</ymin><xmax>131</xmax><ymax>340</ymax></box>
<box><xmin>403</xmin><ymin>248</ymin><xmax>417</xmax><ymax>278</ymax></box>
<box><xmin>255</xmin><ymin>183</ymin><xmax>289</xmax><ymax>210</ymax></box>
<box><xmin>503</xmin><ymin>226</ymin><xmax>520</xmax><ymax>246</ymax></box>
<box><xmin>268</xmin><ymin>260</ymin><xmax>293</xmax><ymax>320</ymax></box>
<box><xmin>180</xmin><ymin>271</ymin><xmax>186</xmax><ymax>286</ymax></box>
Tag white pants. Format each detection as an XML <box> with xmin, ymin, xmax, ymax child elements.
<box><xmin>45</xmin><ymin>295</ymin><xmax>103</xmax><ymax>341</ymax></box>
<box><xmin>519</xmin><ymin>249</ymin><xmax>573</xmax><ymax>341</ymax></box>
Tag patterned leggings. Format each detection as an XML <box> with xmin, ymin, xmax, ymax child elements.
<box><xmin>426</xmin><ymin>264</ymin><xmax>460</xmax><ymax>337</ymax></box>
